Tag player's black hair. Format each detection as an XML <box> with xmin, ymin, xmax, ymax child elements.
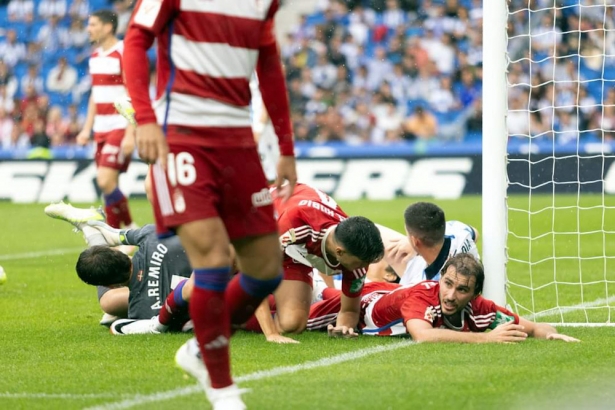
<box><xmin>441</xmin><ymin>253</ymin><xmax>484</xmax><ymax>295</ymax></box>
<box><xmin>91</xmin><ymin>9</ymin><xmax>118</xmax><ymax>34</ymax></box>
<box><xmin>335</xmin><ymin>216</ymin><xmax>384</xmax><ymax>264</ymax></box>
<box><xmin>76</xmin><ymin>246</ymin><xmax>131</xmax><ymax>286</ymax></box>
<box><xmin>404</xmin><ymin>202</ymin><xmax>446</xmax><ymax>247</ymax></box>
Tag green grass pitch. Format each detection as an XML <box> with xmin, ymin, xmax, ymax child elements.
<box><xmin>0</xmin><ymin>197</ymin><xmax>614</xmax><ymax>409</ymax></box>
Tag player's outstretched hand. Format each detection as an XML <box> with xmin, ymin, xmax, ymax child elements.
<box><xmin>327</xmin><ymin>324</ymin><xmax>358</xmax><ymax>339</ymax></box>
<box><xmin>136</xmin><ymin>123</ymin><xmax>169</xmax><ymax>170</ymax></box>
<box><xmin>266</xmin><ymin>334</ymin><xmax>300</xmax><ymax>344</ymax></box>
<box><xmin>486</xmin><ymin>322</ymin><xmax>528</xmax><ymax>343</ymax></box>
<box><xmin>275</xmin><ymin>155</ymin><xmax>298</xmax><ymax>202</ymax></box>
<box><xmin>546</xmin><ymin>333</ymin><xmax>580</xmax><ymax>342</ymax></box>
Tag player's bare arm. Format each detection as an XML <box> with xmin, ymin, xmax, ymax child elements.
<box><xmin>76</xmin><ymin>94</ymin><xmax>96</xmax><ymax>145</ymax></box>
<box><xmin>406</xmin><ymin>319</ymin><xmax>525</xmax><ymax>343</ymax></box>
<box><xmin>121</xmin><ymin>123</ymin><xmax>136</xmax><ymax>157</ymax></box>
<box><xmin>518</xmin><ymin>317</ymin><xmax>580</xmax><ymax>342</ymax></box>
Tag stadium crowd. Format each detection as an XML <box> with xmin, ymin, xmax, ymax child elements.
<box><xmin>0</xmin><ymin>0</ymin><xmax>613</xmax><ymax>150</ymax></box>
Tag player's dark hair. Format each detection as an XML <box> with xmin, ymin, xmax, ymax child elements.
<box><xmin>404</xmin><ymin>202</ymin><xmax>446</xmax><ymax>247</ymax></box>
<box><xmin>76</xmin><ymin>246</ymin><xmax>131</xmax><ymax>286</ymax></box>
<box><xmin>335</xmin><ymin>216</ymin><xmax>384</xmax><ymax>264</ymax></box>
<box><xmin>92</xmin><ymin>9</ymin><xmax>118</xmax><ymax>34</ymax></box>
<box><xmin>441</xmin><ymin>253</ymin><xmax>484</xmax><ymax>295</ymax></box>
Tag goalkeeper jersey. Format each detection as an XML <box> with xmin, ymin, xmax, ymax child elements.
<box><xmin>124</xmin><ymin>225</ymin><xmax>192</xmax><ymax>319</ymax></box>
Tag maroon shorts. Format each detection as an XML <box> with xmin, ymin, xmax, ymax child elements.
<box><xmin>283</xmin><ymin>261</ymin><xmax>314</xmax><ymax>287</ymax></box>
<box><xmin>150</xmin><ymin>143</ymin><xmax>277</xmax><ymax>240</ymax></box>
<box><xmin>94</xmin><ymin>130</ymin><xmax>131</xmax><ymax>172</ymax></box>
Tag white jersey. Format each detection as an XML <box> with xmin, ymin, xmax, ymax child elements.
<box><xmin>399</xmin><ymin>220</ymin><xmax>479</xmax><ymax>286</ymax></box>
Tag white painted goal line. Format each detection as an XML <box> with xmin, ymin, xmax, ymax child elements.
<box><xmin>0</xmin><ymin>247</ymin><xmax>83</xmax><ymax>261</ymax></box>
<box><xmin>83</xmin><ymin>340</ymin><xmax>416</xmax><ymax>410</ymax></box>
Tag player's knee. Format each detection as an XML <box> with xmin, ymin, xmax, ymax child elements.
<box><xmin>97</xmin><ymin>173</ymin><xmax>117</xmax><ymax>194</ymax></box>
<box><xmin>277</xmin><ymin>312</ymin><xmax>308</xmax><ymax>334</ymax></box>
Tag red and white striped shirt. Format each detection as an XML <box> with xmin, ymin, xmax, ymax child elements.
<box><xmin>124</xmin><ymin>0</ymin><xmax>294</xmax><ymax>154</ymax></box>
<box><xmin>274</xmin><ymin>184</ymin><xmax>367</xmax><ymax>298</ymax></box>
<box><xmin>361</xmin><ymin>281</ymin><xmax>520</xmax><ymax>336</ymax></box>
<box><xmin>89</xmin><ymin>41</ymin><xmax>129</xmax><ymax>141</ymax></box>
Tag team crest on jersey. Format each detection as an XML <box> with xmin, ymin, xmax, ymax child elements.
<box><xmin>424</xmin><ymin>306</ymin><xmax>436</xmax><ymax>323</ymax></box>
<box><xmin>173</xmin><ymin>189</ymin><xmax>186</xmax><ymax>214</ymax></box>
<box><xmin>350</xmin><ymin>277</ymin><xmax>365</xmax><ymax>294</ymax></box>
<box><xmin>252</xmin><ymin>188</ymin><xmax>273</xmax><ymax>207</ymax></box>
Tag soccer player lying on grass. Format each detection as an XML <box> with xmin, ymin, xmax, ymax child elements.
<box><xmin>45</xmin><ymin>202</ymin><xmax>296</xmax><ymax>343</ymax></box>
<box><xmin>371</xmin><ymin>201</ymin><xmax>480</xmax><ymax>287</ymax></box>
<box><xmin>298</xmin><ymin>253</ymin><xmax>579</xmax><ymax>342</ymax></box>
<box><xmin>122</xmin><ymin>183</ymin><xmax>385</xmax><ymax>337</ymax></box>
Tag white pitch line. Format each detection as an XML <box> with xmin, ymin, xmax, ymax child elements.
<box><xmin>85</xmin><ymin>340</ymin><xmax>416</xmax><ymax>410</ymax></box>
<box><xmin>525</xmin><ymin>295</ymin><xmax>615</xmax><ymax>321</ymax></box>
<box><xmin>0</xmin><ymin>247</ymin><xmax>83</xmax><ymax>261</ymax></box>
<box><xmin>0</xmin><ymin>393</ymin><xmax>133</xmax><ymax>399</ymax></box>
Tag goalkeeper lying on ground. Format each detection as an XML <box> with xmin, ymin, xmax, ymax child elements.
<box><xmin>44</xmin><ymin>202</ymin><xmax>297</xmax><ymax>343</ymax></box>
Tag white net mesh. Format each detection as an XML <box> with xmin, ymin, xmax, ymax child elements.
<box><xmin>505</xmin><ymin>0</ymin><xmax>615</xmax><ymax>324</ymax></box>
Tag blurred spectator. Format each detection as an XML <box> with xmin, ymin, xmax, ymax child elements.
<box><xmin>46</xmin><ymin>57</ymin><xmax>78</xmax><ymax>94</ymax></box>
<box><xmin>36</xmin><ymin>16</ymin><xmax>70</xmax><ymax>53</ymax></box>
<box><xmin>20</xmin><ymin>84</ymin><xmax>42</xmax><ymax>114</ymax></box>
<box><xmin>63</xmin><ymin>104</ymin><xmax>84</xmax><ymax>143</ymax></box>
<box><xmin>0</xmin><ymin>62</ymin><xmax>18</xmax><ymax>100</ymax></box>
<box><xmin>22</xmin><ymin>42</ymin><xmax>43</xmax><ymax>67</ymax></box>
<box><xmin>0</xmin><ymin>108</ymin><xmax>16</xmax><ymax>149</ymax></box>
<box><xmin>38</xmin><ymin>0</ymin><xmax>67</xmax><ymax>19</ymax></box>
<box><xmin>30</xmin><ymin>118</ymin><xmax>50</xmax><ymax>148</ymax></box>
<box><xmin>373</xmin><ymin>102</ymin><xmax>404</xmax><ymax>143</ymax></box>
<box><xmin>366</xmin><ymin>47</ymin><xmax>393</xmax><ymax>90</ymax></box>
<box><xmin>554</xmin><ymin>111</ymin><xmax>579</xmax><ymax>145</ymax></box>
<box><xmin>429</xmin><ymin>76</ymin><xmax>459</xmax><ymax>113</ymax></box>
<box><xmin>402</xmin><ymin>105</ymin><xmax>438</xmax><ymax>141</ymax></box>
<box><xmin>7</xmin><ymin>0</ymin><xmax>34</xmax><ymax>22</ymax></box>
<box><xmin>113</xmin><ymin>0</ymin><xmax>133</xmax><ymax>37</ymax></box>
<box><xmin>68</xmin><ymin>0</ymin><xmax>89</xmax><ymax>20</ymax></box>
<box><xmin>46</xmin><ymin>106</ymin><xmax>69</xmax><ymax>146</ymax></box>
<box><xmin>382</xmin><ymin>0</ymin><xmax>406</xmax><ymax>29</ymax></box>
<box><xmin>0</xmin><ymin>86</ymin><xmax>15</xmax><ymax>116</ymax></box>
<box><xmin>0</xmin><ymin>30</ymin><xmax>27</xmax><ymax>69</ymax></box>
<box><xmin>67</xmin><ymin>18</ymin><xmax>90</xmax><ymax>49</ymax></box>
<box><xmin>312</xmin><ymin>54</ymin><xmax>337</xmax><ymax>89</ymax></box>
<box><xmin>20</xmin><ymin>64</ymin><xmax>45</xmax><ymax>97</ymax></box>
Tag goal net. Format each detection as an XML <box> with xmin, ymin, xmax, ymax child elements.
<box><xmin>487</xmin><ymin>0</ymin><xmax>615</xmax><ymax>325</ymax></box>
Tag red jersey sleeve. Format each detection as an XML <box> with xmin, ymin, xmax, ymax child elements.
<box><xmin>399</xmin><ymin>282</ymin><xmax>440</xmax><ymax>325</ymax></box>
<box><xmin>471</xmin><ymin>296</ymin><xmax>520</xmax><ymax>331</ymax></box>
<box><xmin>256</xmin><ymin>0</ymin><xmax>294</xmax><ymax>157</ymax></box>
<box><xmin>130</xmin><ymin>0</ymin><xmax>177</xmax><ymax>34</ymax></box>
<box><xmin>340</xmin><ymin>268</ymin><xmax>366</xmax><ymax>298</ymax></box>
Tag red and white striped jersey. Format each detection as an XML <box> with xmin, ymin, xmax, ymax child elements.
<box><xmin>89</xmin><ymin>41</ymin><xmax>129</xmax><ymax>140</ymax></box>
<box><xmin>361</xmin><ymin>281</ymin><xmax>520</xmax><ymax>336</ymax></box>
<box><xmin>273</xmin><ymin>183</ymin><xmax>367</xmax><ymax>298</ymax></box>
<box><xmin>127</xmin><ymin>0</ymin><xmax>279</xmax><ymax>148</ymax></box>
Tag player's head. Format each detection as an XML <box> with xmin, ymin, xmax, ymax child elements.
<box><xmin>88</xmin><ymin>10</ymin><xmax>118</xmax><ymax>43</ymax></box>
<box><xmin>333</xmin><ymin>216</ymin><xmax>384</xmax><ymax>271</ymax></box>
<box><xmin>76</xmin><ymin>246</ymin><xmax>131</xmax><ymax>287</ymax></box>
<box><xmin>438</xmin><ymin>253</ymin><xmax>484</xmax><ymax>316</ymax></box>
<box><xmin>404</xmin><ymin>202</ymin><xmax>446</xmax><ymax>253</ymax></box>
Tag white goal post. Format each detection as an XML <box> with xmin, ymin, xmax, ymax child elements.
<box><xmin>483</xmin><ymin>0</ymin><xmax>615</xmax><ymax>325</ymax></box>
